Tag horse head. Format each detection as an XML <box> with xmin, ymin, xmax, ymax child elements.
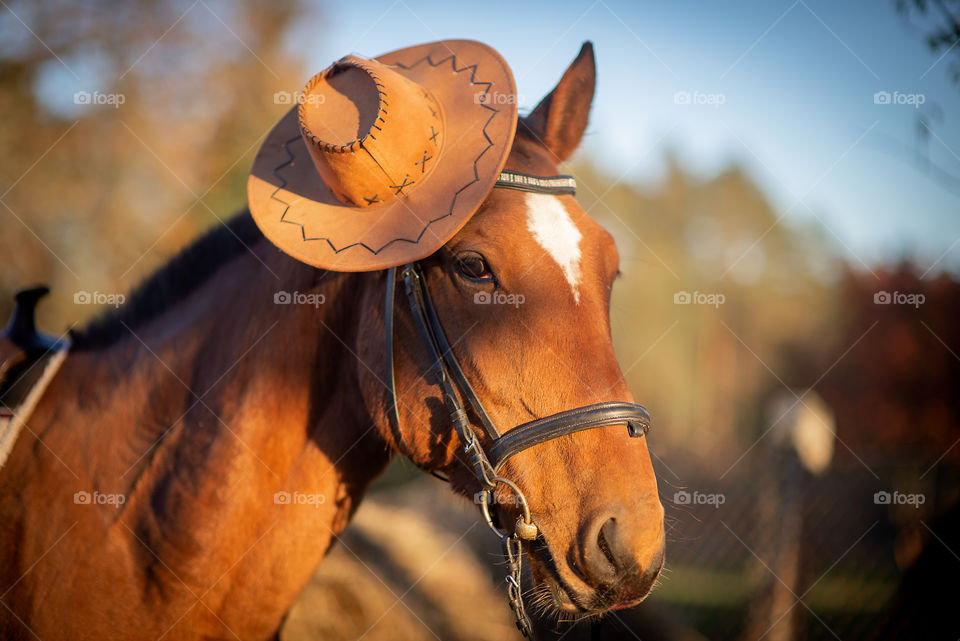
<box><xmin>358</xmin><ymin>43</ymin><xmax>665</xmax><ymax>617</ymax></box>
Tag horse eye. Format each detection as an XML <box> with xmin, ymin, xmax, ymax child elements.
<box><xmin>456</xmin><ymin>255</ymin><xmax>493</xmax><ymax>282</ymax></box>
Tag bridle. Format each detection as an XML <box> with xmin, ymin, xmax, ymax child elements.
<box><xmin>384</xmin><ymin>171</ymin><xmax>652</xmax><ymax>637</ymax></box>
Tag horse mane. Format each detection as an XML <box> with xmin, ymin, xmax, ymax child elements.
<box><xmin>71</xmin><ymin>211</ymin><xmax>264</xmax><ymax>350</ymax></box>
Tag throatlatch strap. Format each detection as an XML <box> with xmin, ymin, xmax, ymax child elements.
<box><xmin>385</xmin><ymin>267</ymin><xmax>450</xmax><ymax>483</ymax></box>
<box><xmin>384</xmin><ymin>267</ymin><xmax>405</xmax><ymax>448</ymax></box>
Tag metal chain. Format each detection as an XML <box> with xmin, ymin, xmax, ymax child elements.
<box><xmin>503</xmin><ymin>534</ymin><xmax>534</xmax><ymax>637</ymax></box>
<box><xmin>458</xmin><ymin>415</ymin><xmax>539</xmax><ymax>637</ymax></box>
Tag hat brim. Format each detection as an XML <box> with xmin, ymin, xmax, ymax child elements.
<box><xmin>247</xmin><ymin>40</ymin><xmax>518</xmax><ymax>272</ymax></box>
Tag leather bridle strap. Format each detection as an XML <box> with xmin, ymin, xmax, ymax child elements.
<box><xmin>386</xmin><ymin>266</ymin><xmax>461</xmax><ymax>483</ymax></box>
<box><xmin>403</xmin><ymin>264</ymin><xmax>501</xmax><ymax>441</ymax></box>
<box><xmin>386</xmin><ymin>261</ymin><xmax>652</xmax><ymax>484</ymax></box>
<box><xmin>384</xmin><ymin>267</ymin><xmax>408</xmax><ymax>452</ymax></box>
<box><xmin>488</xmin><ymin>401</ymin><xmax>650</xmax><ymax>473</ymax></box>
<box><xmin>397</xmin><ymin>263</ymin><xmax>501</xmax><ymax>487</ymax></box>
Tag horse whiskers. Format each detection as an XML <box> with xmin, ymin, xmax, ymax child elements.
<box><xmin>524</xmin><ymin>581</ymin><xmax>606</xmax><ymax>628</ymax></box>
<box><xmin>526</xmin><ymin>582</ymin><xmax>572</xmax><ymax>625</ymax></box>
<box><xmin>526</xmin><ymin>583</ymin><xmax>554</xmax><ymax>615</ymax></box>
<box><xmin>649</xmin><ymin>574</ymin><xmax>666</xmax><ymax>593</ymax></box>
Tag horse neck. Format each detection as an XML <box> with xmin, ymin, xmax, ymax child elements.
<box><xmin>78</xmin><ymin>241</ymin><xmax>385</xmax><ymax>489</ymax></box>
<box><xmin>30</xmin><ymin>238</ymin><xmax>393</xmax><ymax>626</ymax></box>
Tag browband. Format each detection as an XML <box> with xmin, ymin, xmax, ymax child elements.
<box><xmin>495</xmin><ymin>171</ymin><xmax>576</xmax><ymax>195</ymax></box>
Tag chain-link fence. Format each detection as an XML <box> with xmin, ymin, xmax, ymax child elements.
<box><xmin>647</xmin><ymin>456</ymin><xmax>948</xmax><ymax>641</ymax></box>
<box><xmin>281</xmin><ymin>452</ymin><xmax>959</xmax><ymax>641</ymax></box>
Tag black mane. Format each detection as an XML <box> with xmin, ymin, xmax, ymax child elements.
<box><xmin>71</xmin><ymin>211</ymin><xmax>264</xmax><ymax>350</ymax></box>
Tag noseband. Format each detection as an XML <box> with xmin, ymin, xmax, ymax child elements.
<box><xmin>384</xmin><ymin>171</ymin><xmax>652</xmax><ymax>636</ymax></box>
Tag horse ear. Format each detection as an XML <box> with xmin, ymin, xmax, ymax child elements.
<box><xmin>519</xmin><ymin>41</ymin><xmax>596</xmax><ymax>163</ymax></box>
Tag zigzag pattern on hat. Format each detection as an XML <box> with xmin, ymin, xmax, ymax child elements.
<box><xmin>271</xmin><ymin>52</ymin><xmax>502</xmax><ymax>258</ymax></box>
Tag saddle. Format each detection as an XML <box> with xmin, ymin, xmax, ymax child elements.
<box><xmin>0</xmin><ymin>286</ymin><xmax>70</xmax><ymax>432</ymax></box>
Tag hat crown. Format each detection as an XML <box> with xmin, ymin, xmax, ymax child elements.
<box><xmin>297</xmin><ymin>55</ymin><xmax>445</xmax><ymax>208</ymax></box>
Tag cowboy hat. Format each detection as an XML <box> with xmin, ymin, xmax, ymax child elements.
<box><xmin>247</xmin><ymin>40</ymin><xmax>518</xmax><ymax>272</ymax></box>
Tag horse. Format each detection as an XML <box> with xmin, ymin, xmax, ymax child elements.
<box><xmin>0</xmin><ymin>43</ymin><xmax>665</xmax><ymax>640</ymax></box>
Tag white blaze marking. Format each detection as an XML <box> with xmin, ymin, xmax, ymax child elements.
<box><xmin>524</xmin><ymin>192</ymin><xmax>583</xmax><ymax>304</ymax></box>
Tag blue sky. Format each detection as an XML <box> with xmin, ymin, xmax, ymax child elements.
<box><xmin>291</xmin><ymin>0</ymin><xmax>960</xmax><ymax>275</ymax></box>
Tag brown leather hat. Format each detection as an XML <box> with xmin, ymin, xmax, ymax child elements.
<box><xmin>247</xmin><ymin>40</ymin><xmax>518</xmax><ymax>272</ymax></box>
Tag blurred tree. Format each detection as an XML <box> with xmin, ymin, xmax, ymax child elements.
<box><xmin>896</xmin><ymin>0</ymin><xmax>960</xmax><ymax>86</ymax></box>
<box><xmin>787</xmin><ymin>263</ymin><xmax>960</xmax><ymax>466</ymax></box>
<box><xmin>890</xmin><ymin>0</ymin><xmax>960</xmax><ymax>194</ymax></box>
<box><xmin>573</xmin><ymin>158</ymin><xmax>842</xmax><ymax>468</ymax></box>
<box><xmin>0</xmin><ymin>0</ymin><xmax>314</xmax><ymax>327</ymax></box>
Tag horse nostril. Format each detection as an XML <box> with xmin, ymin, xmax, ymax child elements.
<box><xmin>580</xmin><ymin>514</ymin><xmax>622</xmax><ymax>584</ymax></box>
<box><xmin>597</xmin><ymin>518</ymin><xmax>619</xmax><ymax>569</ymax></box>
<box><xmin>576</xmin><ymin>508</ymin><xmax>665</xmax><ymax>606</ymax></box>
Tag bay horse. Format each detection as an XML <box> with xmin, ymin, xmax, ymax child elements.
<box><xmin>0</xmin><ymin>43</ymin><xmax>664</xmax><ymax>640</ymax></box>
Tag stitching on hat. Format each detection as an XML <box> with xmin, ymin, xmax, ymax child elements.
<box><xmin>297</xmin><ymin>57</ymin><xmax>388</xmax><ymax>154</ymax></box>
<box><xmin>415</xmin><ymin>151</ymin><xmax>432</xmax><ymax>173</ymax></box>
<box><xmin>272</xmin><ymin>52</ymin><xmax>502</xmax><ymax>257</ymax></box>
<box><xmin>389</xmin><ymin>174</ymin><xmax>415</xmax><ymax>195</ymax></box>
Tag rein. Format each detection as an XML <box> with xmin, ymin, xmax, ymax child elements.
<box><xmin>0</xmin><ymin>288</ymin><xmax>71</xmax><ymax>472</ymax></box>
<box><xmin>384</xmin><ymin>171</ymin><xmax>652</xmax><ymax>637</ymax></box>
<box><xmin>0</xmin><ymin>344</ymin><xmax>70</xmax><ymax>470</ymax></box>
